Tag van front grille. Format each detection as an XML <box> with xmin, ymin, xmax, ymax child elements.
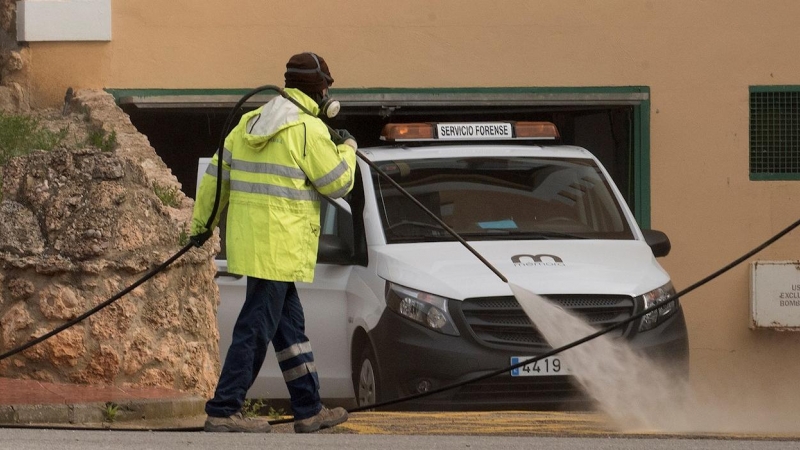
<box><xmin>457</xmin><ymin>294</ymin><xmax>635</xmax><ymax>348</ymax></box>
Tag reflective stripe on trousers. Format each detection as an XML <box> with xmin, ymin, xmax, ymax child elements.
<box><xmin>277</xmin><ymin>340</ymin><xmax>317</xmax><ymax>383</ymax></box>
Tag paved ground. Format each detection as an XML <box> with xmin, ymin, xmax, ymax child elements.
<box><xmin>0</xmin><ymin>376</ymin><xmax>205</xmax><ymax>427</ymax></box>
<box><xmin>2</xmin><ymin>376</ymin><xmax>800</xmax><ymax>442</ymax></box>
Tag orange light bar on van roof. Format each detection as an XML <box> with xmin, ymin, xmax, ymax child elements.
<box><xmin>381</xmin><ymin>123</ymin><xmax>436</xmax><ymax>141</ymax></box>
<box><xmin>515</xmin><ymin>121</ymin><xmax>561</xmax><ymax>140</ymax></box>
<box><xmin>380</xmin><ymin>121</ymin><xmax>560</xmax><ymax>142</ymax></box>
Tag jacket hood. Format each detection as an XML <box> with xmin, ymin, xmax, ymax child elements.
<box><xmin>241</xmin><ymin>88</ymin><xmax>320</xmax><ymax>150</ymax></box>
<box><xmin>374</xmin><ymin>240</ymin><xmax>671</xmax><ymax>300</ymax></box>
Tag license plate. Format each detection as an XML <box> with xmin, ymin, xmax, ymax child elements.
<box><xmin>510</xmin><ymin>356</ymin><xmax>569</xmax><ymax>377</ymax></box>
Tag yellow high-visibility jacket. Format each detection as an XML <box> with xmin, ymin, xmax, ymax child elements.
<box><xmin>191</xmin><ymin>88</ymin><xmax>356</xmax><ymax>282</ymax></box>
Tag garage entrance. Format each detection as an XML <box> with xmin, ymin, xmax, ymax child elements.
<box><xmin>112</xmin><ymin>87</ymin><xmax>651</xmax><ymax>226</ymax></box>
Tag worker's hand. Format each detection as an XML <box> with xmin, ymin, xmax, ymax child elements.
<box><xmin>189</xmin><ymin>229</ymin><xmax>212</xmax><ymax>248</ymax></box>
<box><xmin>331</xmin><ymin>128</ymin><xmax>355</xmax><ymax>146</ymax></box>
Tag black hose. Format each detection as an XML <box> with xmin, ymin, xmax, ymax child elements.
<box><xmin>269</xmin><ymin>216</ymin><xmax>800</xmax><ymax>421</ymax></box>
<box><xmin>204</xmin><ymin>85</ymin><xmax>283</xmax><ymax>232</ymax></box>
<box><xmin>0</xmin><ymin>244</ymin><xmax>194</xmax><ymax>362</ymax></box>
<box><xmin>0</xmin><ymin>87</ymin><xmax>287</xmax><ymax>364</ymax></box>
<box><xmin>2</xmin><ymin>85</ymin><xmax>798</xmax><ymax>432</ymax></box>
<box><xmin>4</xmin><ymin>209</ymin><xmax>797</xmax><ymax>432</ymax></box>
<box><xmin>276</xmin><ymin>89</ymin><xmax>509</xmax><ymax>283</ymax></box>
<box><xmin>268</xmin><ymin>82</ymin><xmax>800</xmax><ymax>419</ymax></box>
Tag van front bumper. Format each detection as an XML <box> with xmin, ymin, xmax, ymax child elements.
<box><xmin>368</xmin><ymin>303</ymin><xmax>689</xmax><ymax>410</ymax></box>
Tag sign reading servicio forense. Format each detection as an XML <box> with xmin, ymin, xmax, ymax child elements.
<box><xmin>436</xmin><ymin>123</ymin><xmax>514</xmax><ymax>140</ymax></box>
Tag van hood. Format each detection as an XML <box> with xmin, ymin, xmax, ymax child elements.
<box><xmin>374</xmin><ymin>240</ymin><xmax>670</xmax><ymax>300</ymax></box>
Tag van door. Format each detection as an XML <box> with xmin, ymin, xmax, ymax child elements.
<box><xmin>214</xmin><ymin>255</ymin><xmax>353</xmax><ymax>399</ymax></box>
<box><xmin>201</xmin><ymin>158</ymin><xmax>354</xmax><ymax>399</ymax></box>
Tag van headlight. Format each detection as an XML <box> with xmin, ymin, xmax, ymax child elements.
<box><xmin>638</xmin><ymin>282</ymin><xmax>679</xmax><ymax>332</ymax></box>
<box><xmin>386</xmin><ymin>283</ymin><xmax>460</xmax><ymax>336</ymax></box>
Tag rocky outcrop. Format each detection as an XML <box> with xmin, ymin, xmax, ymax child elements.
<box><xmin>0</xmin><ymin>0</ymin><xmax>30</xmax><ymax>112</ymax></box>
<box><xmin>0</xmin><ymin>90</ymin><xmax>221</xmax><ymax>398</ymax></box>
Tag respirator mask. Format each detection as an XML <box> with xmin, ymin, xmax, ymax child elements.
<box><xmin>316</xmin><ymin>91</ymin><xmax>341</xmax><ymax>119</ymax></box>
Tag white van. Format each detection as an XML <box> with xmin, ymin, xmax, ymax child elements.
<box><xmin>198</xmin><ymin>120</ymin><xmax>688</xmax><ymax>410</ymax></box>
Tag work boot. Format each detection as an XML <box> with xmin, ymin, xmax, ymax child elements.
<box><xmin>204</xmin><ymin>412</ymin><xmax>272</xmax><ymax>433</ymax></box>
<box><xmin>293</xmin><ymin>406</ymin><xmax>349</xmax><ymax>433</ymax></box>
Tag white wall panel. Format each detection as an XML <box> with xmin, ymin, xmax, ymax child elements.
<box><xmin>17</xmin><ymin>0</ymin><xmax>111</xmax><ymax>42</ymax></box>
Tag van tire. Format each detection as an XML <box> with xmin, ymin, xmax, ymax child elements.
<box><xmin>354</xmin><ymin>345</ymin><xmax>380</xmax><ymax>408</ymax></box>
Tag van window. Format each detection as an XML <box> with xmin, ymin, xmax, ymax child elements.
<box><xmin>373</xmin><ymin>157</ymin><xmax>634</xmax><ymax>243</ymax></box>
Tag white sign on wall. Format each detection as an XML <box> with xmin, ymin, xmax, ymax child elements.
<box><xmin>16</xmin><ymin>0</ymin><xmax>112</xmax><ymax>42</ymax></box>
<box><xmin>750</xmin><ymin>261</ymin><xmax>800</xmax><ymax>330</ymax></box>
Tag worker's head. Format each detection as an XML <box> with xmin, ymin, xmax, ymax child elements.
<box><xmin>284</xmin><ymin>52</ymin><xmax>339</xmax><ymax>117</ymax></box>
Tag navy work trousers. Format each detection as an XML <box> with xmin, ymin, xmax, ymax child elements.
<box><xmin>205</xmin><ymin>277</ymin><xmax>322</xmax><ymax>420</ymax></box>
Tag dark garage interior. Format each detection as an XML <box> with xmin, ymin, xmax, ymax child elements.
<box><xmin>119</xmin><ymin>92</ymin><xmax>636</xmax><ymax>210</ymax></box>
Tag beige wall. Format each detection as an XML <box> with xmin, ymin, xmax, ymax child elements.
<box><xmin>24</xmin><ymin>0</ymin><xmax>800</xmax><ymax>416</ymax></box>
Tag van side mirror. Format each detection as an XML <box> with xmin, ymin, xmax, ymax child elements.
<box><xmin>642</xmin><ymin>229</ymin><xmax>671</xmax><ymax>258</ymax></box>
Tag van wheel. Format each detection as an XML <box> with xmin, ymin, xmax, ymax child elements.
<box><xmin>355</xmin><ymin>346</ymin><xmax>380</xmax><ymax>408</ymax></box>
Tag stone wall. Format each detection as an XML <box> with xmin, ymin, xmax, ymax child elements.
<box><xmin>0</xmin><ymin>90</ymin><xmax>221</xmax><ymax>397</ymax></box>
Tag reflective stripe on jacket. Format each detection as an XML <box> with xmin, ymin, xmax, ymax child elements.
<box><xmin>191</xmin><ymin>88</ymin><xmax>356</xmax><ymax>282</ymax></box>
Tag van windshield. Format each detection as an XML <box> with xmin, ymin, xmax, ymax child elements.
<box><xmin>372</xmin><ymin>156</ymin><xmax>634</xmax><ymax>243</ymax></box>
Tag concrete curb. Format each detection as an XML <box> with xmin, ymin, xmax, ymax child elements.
<box><xmin>0</xmin><ymin>396</ymin><xmax>206</xmax><ymax>425</ymax></box>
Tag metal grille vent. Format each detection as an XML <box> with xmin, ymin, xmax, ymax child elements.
<box><xmin>750</xmin><ymin>88</ymin><xmax>800</xmax><ymax>177</ymax></box>
<box><xmin>459</xmin><ymin>294</ymin><xmax>634</xmax><ymax>348</ymax></box>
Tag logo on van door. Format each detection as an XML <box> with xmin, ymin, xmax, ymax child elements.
<box><xmin>511</xmin><ymin>254</ymin><xmax>565</xmax><ymax>267</ymax></box>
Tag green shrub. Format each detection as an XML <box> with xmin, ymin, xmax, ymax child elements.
<box><xmin>179</xmin><ymin>229</ymin><xmax>190</xmax><ymax>246</ymax></box>
<box><xmin>86</xmin><ymin>128</ymin><xmax>117</xmax><ymax>152</ymax></box>
<box><xmin>268</xmin><ymin>406</ymin><xmax>287</xmax><ymax>420</ymax></box>
<box><xmin>242</xmin><ymin>399</ymin><xmax>264</xmax><ymax>418</ymax></box>
<box><xmin>103</xmin><ymin>402</ymin><xmax>119</xmax><ymax>423</ymax></box>
<box><xmin>0</xmin><ymin>111</ymin><xmax>67</xmax><ymax>166</ymax></box>
<box><xmin>153</xmin><ymin>183</ymin><xmax>181</xmax><ymax>208</ymax></box>
<box><xmin>241</xmin><ymin>398</ymin><xmax>286</xmax><ymax>419</ymax></box>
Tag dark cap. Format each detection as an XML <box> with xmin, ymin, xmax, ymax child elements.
<box><xmin>284</xmin><ymin>52</ymin><xmax>334</xmax><ymax>95</ymax></box>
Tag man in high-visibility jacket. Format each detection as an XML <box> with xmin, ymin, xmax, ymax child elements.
<box><xmin>191</xmin><ymin>52</ymin><xmax>356</xmax><ymax>433</ymax></box>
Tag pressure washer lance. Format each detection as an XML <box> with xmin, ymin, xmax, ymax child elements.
<box><xmin>2</xmin><ymin>83</ymin><xmax>799</xmax><ymax>431</ymax></box>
